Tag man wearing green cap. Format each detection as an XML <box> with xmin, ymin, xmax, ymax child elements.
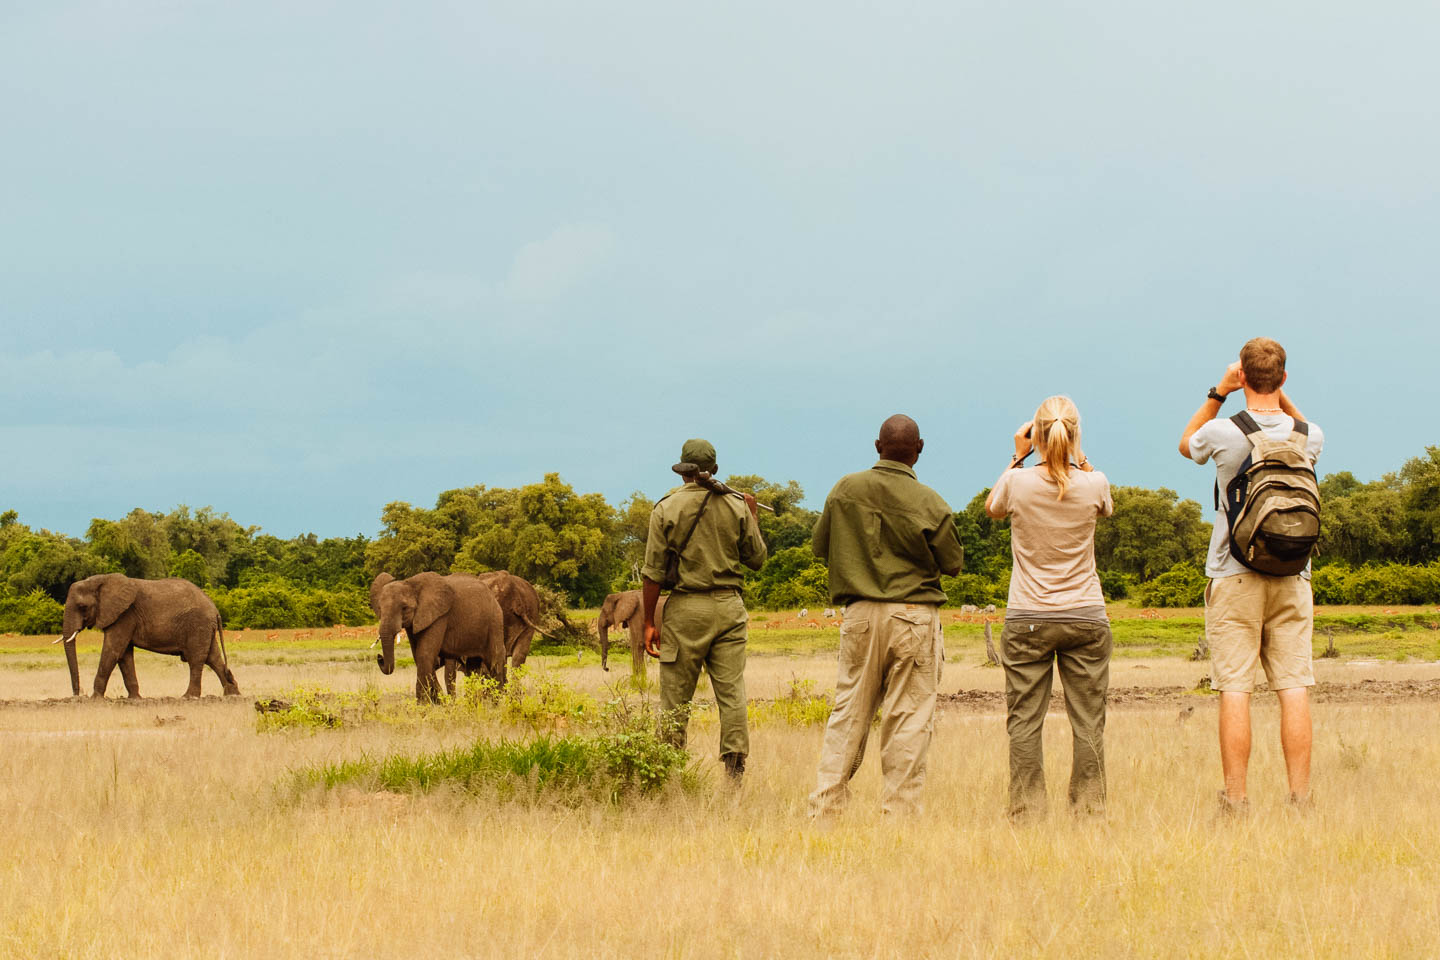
<box><xmin>641</xmin><ymin>439</ymin><xmax>768</xmax><ymax>780</ymax></box>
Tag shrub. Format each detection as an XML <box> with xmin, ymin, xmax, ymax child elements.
<box><xmin>1311</xmin><ymin>562</ymin><xmax>1440</xmax><ymax>605</ymax></box>
<box><xmin>1099</xmin><ymin>570</ymin><xmax>1133</xmax><ymax>601</ymax></box>
<box><xmin>941</xmin><ymin>572</ymin><xmax>1007</xmax><ymax>607</ymax></box>
<box><xmin>0</xmin><ymin>587</ymin><xmax>64</xmax><ymax>634</ymax></box>
<box><xmin>1135</xmin><ymin>561</ymin><xmax>1208</xmax><ymax>608</ymax></box>
<box><xmin>291</xmin><ymin>729</ymin><xmax>692</xmax><ymax>803</ymax></box>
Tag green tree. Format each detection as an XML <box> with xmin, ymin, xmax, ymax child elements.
<box><xmin>168</xmin><ymin>549</ymin><xmax>210</xmax><ymax>587</ymax></box>
<box><xmin>723</xmin><ymin>475</ymin><xmax>819</xmax><ymax>552</ymax></box>
<box><xmin>953</xmin><ymin>489</ymin><xmax>1010</xmax><ymax>575</ymax></box>
<box><xmin>1094</xmin><ymin>487</ymin><xmax>1208</xmax><ymax>580</ymax></box>
<box><xmin>1401</xmin><ymin>446</ymin><xmax>1440</xmax><ymax>562</ymax></box>
<box><xmin>1318</xmin><ymin>474</ymin><xmax>1410</xmax><ymax>566</ymax></box>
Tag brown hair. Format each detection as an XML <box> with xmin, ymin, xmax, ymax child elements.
<box><xmin>1240</xmin><ymin>337</ymin><xmax>1287</xmax><ymax>393</ymax></box>
<box><xmin>1033</xmin><ymin>396</ymin><xmax>1081</xmax><ymax>501</ymax></box>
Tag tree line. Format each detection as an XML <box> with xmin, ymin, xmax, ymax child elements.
<box><xmin>2</xmin><ymin>446</ymin><xmax>1438</xmax><ymax>633</ymax></box>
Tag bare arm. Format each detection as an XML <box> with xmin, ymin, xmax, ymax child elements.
<box><xmin>986</xmin><ymin>421</ymin><xmax>1032</xmax><ymax>518</ymax></box>
<box><xmin>641</xmin><ymin>577</ymin><xmax>662</xmax><ymax>658</ymax></box>
<box><xmin>1180</xmin><ymin>362</ymin><xmax>1243</xmax><ymax>459</ymax></box>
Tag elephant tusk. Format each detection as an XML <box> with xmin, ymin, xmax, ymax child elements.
<box><xmin>370</xmin><ymin>637</ymin><xmax>381</xmax><ymax>649</ymax></box>
<box><xmin>52</xmin><ymin>632</ymin><xmax>77</xmax><ymax>645</ymax></box>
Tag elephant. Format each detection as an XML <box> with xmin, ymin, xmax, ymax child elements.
<box><xmin>370</xmin><ymin>571</ymin><xmax>506</xmax><ymax>703</ymax></box>
<box><xmin>57</xmin><ymin>573</ymin><xmax>239</xmax><ymax>699</ymax></box>
<box><xmin>596</xmin><ymin>589</ymin><xmax>665</xmax><ymax>679</ymax></box>
<box><xmin>438</xmin><ymin>571</ymin><xmax>548</xmax><ymax>695</ymax></box>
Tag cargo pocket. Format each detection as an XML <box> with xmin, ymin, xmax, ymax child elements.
<box><xmin>890</xmin><ymin>608</ymin><xmax>935</xmax><ymax>665</ymax></box>
<box><xmin>839</xmin><ymin>617</ymin><xmax>872</xmax><ymax>667</ymax></box>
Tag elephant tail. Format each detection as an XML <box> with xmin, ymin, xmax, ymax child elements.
<box><xmin>215</xmin><ymin>617</ymin><xmax>231</xmax><ymax>667</ymax></box>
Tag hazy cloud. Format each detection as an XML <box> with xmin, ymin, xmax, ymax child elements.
<box><xmin>504</xmin><ymin>223</ymin><xmax>617</xmax><ymax>302</ymax></box>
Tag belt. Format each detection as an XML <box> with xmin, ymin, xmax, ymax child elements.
<box><xmin>672</xmin><ymin>586</ymin><xmax>741</xmax><ymax>596</ymax></box>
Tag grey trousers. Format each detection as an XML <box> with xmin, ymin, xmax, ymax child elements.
<box><xmin>1000</xmin><ymin>619</ymin><xmax>1112</xmax><ymax>818</ymax></box>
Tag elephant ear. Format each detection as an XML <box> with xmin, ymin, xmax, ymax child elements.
<box><xmin>369</xmin><ymin>573</ymin><xmax>396</xmax><ymax>615</ymax></box>
<box><xmin>409</xmin><ymin>573</ymin><xmax>455</xmax><ymax>633</ymax></box>
<box><xmin>95</xmin><ymin>574</ymin><xmax>139</xmax><ymax>629</ymax></box>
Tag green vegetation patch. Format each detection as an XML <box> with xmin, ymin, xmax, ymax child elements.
<box><xmin>292</xmin><ymin>730</ymin><xmax>694</xmax><ymax>803</ymax></box>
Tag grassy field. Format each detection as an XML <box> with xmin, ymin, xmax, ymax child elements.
<box><xmin>3</xmin><ymin>606</ymin><xmax>1440</xmax><ymax>958</ymax></box>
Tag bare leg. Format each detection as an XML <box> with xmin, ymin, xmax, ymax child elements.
<box><xmin>1218</xmin><ymin>692</ymin><xmax>1251</xmax><ymax>801</ymax></box>
<box><xmin>118</xmin><ymin>647</ymin><xmax>141</xmax><ymax>699</ymax></box>
<box><xmin>1276</xmin><ymin>687</ymin><xmax>1312</xmax><ymax>800</ymax></box>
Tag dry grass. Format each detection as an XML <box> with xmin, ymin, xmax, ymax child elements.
<box><xmin>3</xmin><ymin>639</ymin><xmax>1440</xmax><ymax>958</ymax></box>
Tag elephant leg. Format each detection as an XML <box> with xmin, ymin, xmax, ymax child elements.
<box><xmin>444</xmin><ymin>658</ymin><xmax>457</xmax><ymax>698</ymax></box>
<box><xmin>117</xmin><ymin>646</ymin><xmax>141</xmax><ymax>699</ymax></box>
<box><xmin>413</xmin><ymin>631</ymin><xmax>445</xmax><ymax>704</ymax></box>
<box><xmin>184</xmin><ymin>654</ymin><xmax>205</xmax><ymax>699</ymax></box>
<box><xmin>93</xmin><ymin>632</ymin><xmax>125</xmax><ymax>698</ymax></box>
<box><xmin>206</xmin><ymin>643</ymin><xmax>240</xmax><ymax>696</ymax></box>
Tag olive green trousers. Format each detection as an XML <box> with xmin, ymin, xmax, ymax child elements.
<box><xmin>658</xmin><ymin>591</ymin><xmax>750</xmax><ymax>758</ymax></box>
<box><xmin>1000</xmin><ymin>619</ymin><xmax>1112</xmax><ymax>819</ymax></box>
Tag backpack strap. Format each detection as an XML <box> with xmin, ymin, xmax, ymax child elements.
<box><xmin>1289</xmin><ymin>418</ymin><xmax>1310</xmax><ymax>446</ymax></box>
<box><xmin>1230</xmin><ymin>411</ymin><xmax>1262</xmax><ymax>436</ymax></box>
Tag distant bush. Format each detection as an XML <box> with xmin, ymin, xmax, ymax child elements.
<box><xmin>212</xmin><ymin>575</ymin><xmax>372</xmax><ymax>629</ymax></box>
<box><xmin>0</xmin><ymin>587</ymin><xmax>64</xmax><ymax>634</ymax></box>
<box><xmin>941</xmin><ymin>573</ymin><xmax>1007</xmax><ymax>607</ymax></box>
<box><xmin>1135</xmin><ymin>561</ymin><xmax>1208</xmax><ymax>608</ymax></box>
<box><xmin>1099</xmin><ymin>570</ymin><xmax>1133</xmax><ymax>601</ymax></box>
<box><xmin>1311</xmin><ymin>562</ymin><xmax>1440</xmax><ymax>605</ymax></box>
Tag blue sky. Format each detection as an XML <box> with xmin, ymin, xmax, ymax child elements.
<box><xmin>3</xmin><ymin>1</ymin><xmax>1437</xmax><ymax>538</ymax></box>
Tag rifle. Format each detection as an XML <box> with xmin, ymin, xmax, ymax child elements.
<box><xmin>671</xmin><ymin>463</ymin><xmax>777</xmax><ymax>512</ymax></box>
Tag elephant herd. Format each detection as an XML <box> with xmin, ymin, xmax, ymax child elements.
<box><xmin>54</xmin><ymin>569</ymin><xmax>554</xmax><ymax>703</ymax></box>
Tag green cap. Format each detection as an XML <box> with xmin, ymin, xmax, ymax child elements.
<box><xmin>672</xmin><ymin>438</ymin><xmax>718</xmax><ymax>474</ymax></box>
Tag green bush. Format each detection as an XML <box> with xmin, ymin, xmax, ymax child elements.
<box><xmin>0</xmin><ymin>587</ymin><xmax>64</xmax><ymax>634</ymax></box>
<box><xmin>1311</xmin><ymin>562</ymin><xmax>1440</xmax><ymax>605</ymax></box>
<box><xmin>212</xmin><ymin>575</ymin><xmax>372</xmax><ymax>629</ymax></box>
<box><xmin>1135</xmin><ymin>561</ymin><xmax>1208</xmax><ymax>608</ymax></box>
<box><xmin>292</xmin><ymin>730</ymin><xmax>692</xmax><ymax>803</ymax></box>
<box><xmin>941</xmin><ymin>572</ymin><xmax>1008</xmax><ymax>607</ymax></box>
<box><xmin>1099</xmin><ymin>570</ymin><xmax>1133</xmax><ymax>601</ymax></box>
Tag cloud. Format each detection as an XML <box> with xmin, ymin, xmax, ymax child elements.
<box><xmin>503</xmin><ymin>222</ymin><xmax>617</xmax><ymax>302</ymax></box>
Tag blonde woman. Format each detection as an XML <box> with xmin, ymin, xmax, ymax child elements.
<box><xmin>985</xmin><ymin>396</ymin><xmax>1114</xmax><ymax>819</ymax></box>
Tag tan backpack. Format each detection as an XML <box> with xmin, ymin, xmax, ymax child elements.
<box><xmin>1219</xmin><ymin>412</ymin><xmax>1322</xmax><ymax>577</ymax></box>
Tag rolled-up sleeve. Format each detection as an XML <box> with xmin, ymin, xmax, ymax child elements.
<box><xmin>639</xmin><ymin>506</ymin><xmax>669</xmax><ymax>583</ymax></box>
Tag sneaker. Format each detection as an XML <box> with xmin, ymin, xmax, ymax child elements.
<box><xmin>1216</xmin><ymin>789</ymin><xmax>1250</xmax><ymax>819</ymax></box>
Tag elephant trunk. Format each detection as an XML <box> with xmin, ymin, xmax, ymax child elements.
<box><xmin>597</xmin><ymin>615</ymin><xmax>610</xmax><ymax>671</ymax></box>
<box><xmin>376</xmin><ymin>613</ymin><xmax>400</xmax><ymax>676</ymax></box>
<box><xmin>61</xmin><ymin>605</ymin><xmax>82</xmax><ymax>696</ymax></box>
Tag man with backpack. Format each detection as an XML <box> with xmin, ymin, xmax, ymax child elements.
<box><xmin>1180</xmin><ymin>338</ymin><xmax>1324</xmax><ymax>813</ymax></box>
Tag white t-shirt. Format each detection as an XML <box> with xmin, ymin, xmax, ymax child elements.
<box><xmin>1187</xmin><ymin>413</ymin><xmax>1324</xmax><ymax>579</ymax></box>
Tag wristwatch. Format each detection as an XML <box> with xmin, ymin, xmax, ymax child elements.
<box><xmin>1207</xmin><ymin>387</ymin><xmax>1228</xmax><ymax>403</ymax></box>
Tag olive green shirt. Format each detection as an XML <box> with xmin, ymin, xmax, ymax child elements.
<box><xmin>642</xmin><ymin>484</ymin><xmax>768</xmax><ymax>592</ymax></box>
<box><xmin>811</xmin><ymin>460</ymin><xmax>964</xmax><ymax>605</ymax></box>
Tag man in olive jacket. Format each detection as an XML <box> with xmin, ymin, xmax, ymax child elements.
<box><xmin>809</xmin><ymin>415</ymin><xmax>964</xmax><ymax>816</ymax></box>
<box><xmin>641</xmin><ymin>439</ymin><xmax>767</xmax><ymax>780</ymax></box>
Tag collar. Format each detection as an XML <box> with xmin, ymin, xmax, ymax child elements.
<box><xmin>872</xmin><ymin>459</ymin><xmax>917</xmax><ymax>480</ymax></box>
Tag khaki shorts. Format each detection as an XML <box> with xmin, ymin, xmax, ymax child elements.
<box><xmin>1205</xmin><ymin>573</ymin><xmax>1314</xmax><ymax>693</ymax></box>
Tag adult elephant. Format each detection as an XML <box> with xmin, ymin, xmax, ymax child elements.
<box><xmin>597</xmin><ymin>589</ymin><xmax>665</xmax><ymax>679</ymax></box>
<box><xmin>438</xmin><ymin>571</ymin><xmax>549</xmax><ymax>694</ymax></box>
<box><xmin>56</xmin><ymin>574</ymin><xmax>239</xmax><ymax>699</ymax></box>
<box><xmin>370</xmin><ymin>572</ymin><xmax>506</xmax><ymax>703</ymax></box>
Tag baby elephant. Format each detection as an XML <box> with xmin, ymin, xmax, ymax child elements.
<box><xmin>58</xmin><ymin>574</ymin><xmax>239</xmax><ymax>699</ymax></box>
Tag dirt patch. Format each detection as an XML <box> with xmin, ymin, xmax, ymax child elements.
<box><xmin>939</xmin><ymin>678</ymin><xmax>1440</xmax><ymax>713</ymax></box>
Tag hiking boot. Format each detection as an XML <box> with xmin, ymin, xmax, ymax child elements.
<box><xmin>721</xmin><ymin>752</ymin><xmax>746</xmax><ymax>782</ymax></box>
<box><xmin>1215</xmin><ymin>789</ymin><xmax>1250</xmax><ymax>819</ymax></box>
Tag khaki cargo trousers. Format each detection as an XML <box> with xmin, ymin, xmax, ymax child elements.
<box><xmin>1000</xmin><ymin>619</ymin><xmax>1112</xmax><ymax>819</ymax></box>
<box><xmin>809</xmin><ymin>601</ymin><xmax>943</xmax><ymax>817</ymax></box>
<box><xmin>658</xmin><ymin>590</ymin><xmax>750</xmax><ymax>758</ymax></box>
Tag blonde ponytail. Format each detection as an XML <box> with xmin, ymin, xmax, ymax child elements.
<box><xmin>1033</xmin><ymin>396</ymin><xmax>1081</xmax><ymax>500</ymax></box>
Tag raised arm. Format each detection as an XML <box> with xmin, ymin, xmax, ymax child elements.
<box><xmin>1180</xmin><ymin>362</ymin><xmax>1243</xmax><ymax>459</ymax></box>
